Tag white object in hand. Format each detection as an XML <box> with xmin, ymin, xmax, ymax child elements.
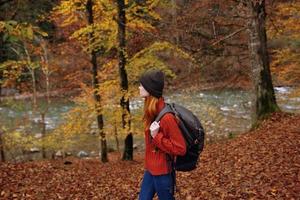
<box><xmin>150</xmin><ymin>121</ymin><xmax>160</xmax><ymax>138</ymax></box>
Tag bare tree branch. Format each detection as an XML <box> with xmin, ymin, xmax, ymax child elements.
<box><xmin>211</xmin><ymin>27</ymin><xmax>247</xmax><ymax>46</ymax></box>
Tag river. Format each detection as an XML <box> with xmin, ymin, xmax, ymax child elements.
<box><xmin>0</xmin><ymin>86</ymin><xmax>299</xmax><ymax>159</ymax></box>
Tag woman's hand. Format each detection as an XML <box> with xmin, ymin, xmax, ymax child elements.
<box><xmin>150</xmin><ymin>121</ymin><xmax>160</xmax><ymax>138</ymax></box>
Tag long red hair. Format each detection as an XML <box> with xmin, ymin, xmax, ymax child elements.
<box><xmin>143</xmin><ymin>96</ymin><xmax>159</xmax><ymax>131</ymax></box>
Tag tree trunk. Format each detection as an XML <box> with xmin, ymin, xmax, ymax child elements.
<box><xmin>86</xmin><ymin>0</ymin><xmax>108</xmax><ymax>163</ymax></box>
<box><xmin>0</xmin><ymin>71</ymin><xmax>2</xmax><ymax>101</ymax></box>
<box><xmin>247</xmin><ymin>0</ymin><xmax>279</xmax><ymax>121</ymax></box>
<box><xmin>0</xmin><ymin>34</ymin><xmax>3</xmax><ymax>101</ymax></box>
<box><xmin>41</xmin><ymin>113</ymin><xmax>46</xmax><ymax>159</ymax></box>
<box><xmin>172</xmin><ymin>0</ymin><xmax>179</xmax><ymax>45</ymax></box>
<box><xmin>31</xmin><ymin>69</ymin><xmax>37</xmax><ymax>111</ymax></box>
<box><xmin>45</xmin><ymin>72</ymin><xmax>50</xmax><ymax>104</ymax></box>
<box><xmin>117</xmin><ymin>0</ymin><xmax>133</xmax><ymax>161</ymax></box>
<box><xmin>24</xmin><ymin>43</ymin><xmax>37</xmax><ymax>113</ymax></box>
<box><xmin>40</xmin><ymin>39</ymin><xmax>51</xmax><ymax>104</ymax></box>
<box><xmin>114</xmin><ymin>119</ymin><xmax>120</xmax><ymax>153</ymax></box>
<box><xmin>0</xmin><ymin>131</ymin><xmax>5</xmax><ymax>162</ymax></box>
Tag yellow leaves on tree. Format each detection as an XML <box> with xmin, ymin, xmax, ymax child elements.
<box><xmin>268</xmin><ymin>2</ymin><xmax>300</xmax><ymax>39</ymax></box>
<box><xmin>0</xmin><ymin>20</ymin><xmax>48</xmax><ymax>90</ymax></box>
<box><xmin>0</xmin><ymin>60</ymin><xmax>26</xmax><ymax>87</ymax></box>
<box><xmin>127</xmin><ymin>41</ymin><xmax>194</xmax><ymax>85</ymax></box>
<box><xmin>71</xmin><ymin>23</ymin><xmax>117</xmax><ymax>53</ymax></box>
<box><xmin>0</xmin><ymin>21</ymin><xmax>47</xmax><ymax>41</ymax></box>
<box><xmin>53</xmin><ymin>0</ymin><xmax>162</xmax><ymax>54</ymax></box>
<box><xmin>126</xmin><ymin>0</ymin><xmax>161</xmax><ymax>32</ymax></box>
<box><xmin>268</xmin><ymin>2</ymin><xmax>300</xmax><ymax>86</ymax></box>
<box><xmin>271</xmin><ymin>48</ymin><xmax>300</xmax><ymax>85</ymax></box>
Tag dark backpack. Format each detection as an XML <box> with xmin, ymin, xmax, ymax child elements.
<box><xmin>155</xmin><ymin>103</ymin><xmax>205</xmax><ymax>171</ymax></box>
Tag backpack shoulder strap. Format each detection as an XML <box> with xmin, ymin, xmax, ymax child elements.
<box><xmin>155</xmin><ymin>103</ymin><xmax>175</xmax><ymax>122</ymax></box>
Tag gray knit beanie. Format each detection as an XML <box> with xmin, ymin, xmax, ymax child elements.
<box><xmin>139</xmin><ymin>69</ymin><xmax>165</xmax><ymax>98</ymax></box>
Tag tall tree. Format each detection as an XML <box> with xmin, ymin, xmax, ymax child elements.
<box><xmin>86</xmin><ymin>0</ymin><xmax>108</xmax><ymax>162</ymax></box>
<box><xmin>117</xmin><ymin>0</ymin><xmax>132</xmax><ymax>160</ymax></box>
<box><xmin>40</xmin><ymin>113</ymin><xmax>47</xmax><ymax>159</ymax></box>
<box><xmin>0</xmin><ymin>130</ymin><xmax>5</xmax><ymax>162</ymax></box>
<box><xmin>0</xmin><ymin>33</ymin><xmax>4</xmax><ymax>99</ymax></box>
<box><xmin>0</xmin><ymin>21</ymin><xmax>47</xmax><ymax>113</ymax></box>
<box><xmin>247</xmin><ymin>0</ymin><xmax>279</xmax><ymax>121</ymax></box>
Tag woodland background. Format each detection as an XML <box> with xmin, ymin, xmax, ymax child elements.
<box><xmin>0</xmin><ymin>0</ymin><xmax>299</xmax><ymax>161</ymax></box>
<box><xmin>0</xmin><ymin>0</ymin><xmax>300</xmax><ymax>199</ymax></box>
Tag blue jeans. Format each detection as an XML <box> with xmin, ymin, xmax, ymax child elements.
<box><xmin>139</xmin><ymin>171</ymin><xmax>175</xmax><ymax>200</ymax></box>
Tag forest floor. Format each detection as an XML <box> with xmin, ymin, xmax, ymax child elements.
<box><xmin>1</xmin><ymin>112</ymin><xmax>300</xmax><ymax>200</ymax></box>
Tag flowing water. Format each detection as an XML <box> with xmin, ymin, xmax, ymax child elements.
<box><xmin>131</xmin><ymin>86</ymin><xmax>300</xmax><ymax>140</ymax></box>
<box><xmin>1</xmin><ymin>87</ymin><xmax>299</xmax><ymax>135</ymax></box>
<box><xmin>0</xmin><ymin>86</ymin><xmax>299</xmax><ymax>159</ymax></box>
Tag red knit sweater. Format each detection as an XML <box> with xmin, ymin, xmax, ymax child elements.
<box><xmin>144</xmin><ymin>98</ymin><xmax>186</xmax><ymax>175</ymax></box>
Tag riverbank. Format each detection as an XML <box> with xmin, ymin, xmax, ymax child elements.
<box><xmin>1</xmin><ymin>112</ymin><xmax>299</xmax><ymax>199</ymax></box>
<box><xmin>1</xmin><ymin>83</ymin><xmax>299</xmax><ymax>102</ymax></box>
<box><xmin>0</xmin><ymin>88</ymin><xmax>81</xmax><ymax>101</ymax></box>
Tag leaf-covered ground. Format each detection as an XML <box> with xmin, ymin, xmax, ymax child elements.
<box><xmin>1</xmin><ymin>112</ymin><xmax>300</xmax><ymax>200</ymax></box>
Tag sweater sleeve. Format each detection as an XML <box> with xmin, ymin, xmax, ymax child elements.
<box><xmin>152</xmin><ymin>113</ymin><xmax>186</xmax><ymax>156</ymax></box>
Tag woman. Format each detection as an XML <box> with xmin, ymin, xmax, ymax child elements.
<box><xmin>138</xmin><ymin>69</ymin><xmax>186</xmax><ymax>200</ymax></box>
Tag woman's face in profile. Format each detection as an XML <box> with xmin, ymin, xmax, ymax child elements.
<box><xmin>139</xmin><ymin>84</ymin><xmax>149</xmax><ymax>98</ymax></box>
